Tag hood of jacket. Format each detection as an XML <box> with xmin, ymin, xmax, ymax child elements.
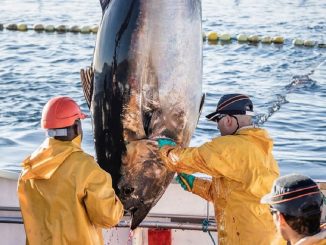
<box><xmin>237</xmin><ymin>127</ymin><xmax>274</xmax><ymax>155</ymax></box>
<box><xmin>21</xmin><ymin>135</ymin><xmax>83</xmax><ymax>180</ymax></box>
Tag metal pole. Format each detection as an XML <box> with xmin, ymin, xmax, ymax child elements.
<box><xmin>0</xmin><ymin>206</ymin><xmax>215</xmax><ymax>220</ymax></box>
<box><xmin>118</xmin><ymin>220</ymin><xmax>217</xmax><ymax>231</ymax></box>
<box><xmin>0</xmin><ymin>206</ymin><xmax>20</xmax><ymax>211</ymax></box>
<box><xmin>0</xmin><ymin>217</ymin><xmax>22</xmax><ymax>224</ymax></box>
<box><xmin>0</xmin><ymin>217</ymin><xmax>217</xmax><ymax>231</ymax></box>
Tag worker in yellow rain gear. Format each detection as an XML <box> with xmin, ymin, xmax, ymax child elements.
<box><xmin>18</xmin><ymin>96</ymin><xmax>124</xmax><ymax>245</ymax></box>
<box><xmin>261</xmin><ymin>174</ymin><xmax>326</xmax><ymax>245</ymax></box>
<box><xmin>157</xmin><ymin>93</ymin><xmax>283</xmax><ymax>245</ymax></box>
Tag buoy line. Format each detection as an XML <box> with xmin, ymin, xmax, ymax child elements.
<box><xmin>0</xmin><ymin>24</ymin><xmax>325</xmax><ymax>48</ymax></box>
<box><xmin>0</xmin><ymin>23</ymin><xmax>98</xmax><ymax>34</ymax></box>
<box><xmin>203</xmin><ymin>31</ymin><xmax>326</xmax><ymax>48</ymax></box>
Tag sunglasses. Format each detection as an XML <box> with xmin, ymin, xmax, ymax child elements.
<box><xmin>215</xmin><ymin>114</ymin><xmax>227</xmax><ymax>123</ymax></box>
<box><xmin>269</xmin><ymin>206</ymin><xmax>278</xmax><ymax>215</ymax></box>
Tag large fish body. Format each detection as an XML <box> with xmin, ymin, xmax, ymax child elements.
<box><xmin>81</xmin><ymin>0</ymin><xmax>202</xmax><ymax>229</ymax></box>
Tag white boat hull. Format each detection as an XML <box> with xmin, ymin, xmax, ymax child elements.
<box><xmin>0</xmin><ymin>170</ymin><xmax>217</xmax><ymax>245</ymax></box>
<box><xmin>1</xmin><ymin>170</ymin><xmax>325</xmax><ymax>245</ymax></box>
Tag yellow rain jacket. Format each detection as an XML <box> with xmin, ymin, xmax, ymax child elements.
<box><xmin>160</xmin><ymin>127</ymin><xmax>281</xmax><ymax>245</ymax></box>
<box><xmin>17</xmin><ymin>135</ymin><xmax>124</xmax><ymax>245</ymax></box>
<box><xmin>295</xmin><ymin>224</ymin><xmax>326</xmax><ymax>245</ymax></box>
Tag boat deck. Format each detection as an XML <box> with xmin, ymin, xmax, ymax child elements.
<box><xmin>1</xmin><ymin>170</ymin><xmax>325</xmax><ymax>244</ymax></box>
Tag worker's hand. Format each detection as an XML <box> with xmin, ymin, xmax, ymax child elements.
<box><xmin>156</xmin><ymin>138</ymin><xmax>176</xmax><ymax>148</ymax></box>
<box><xmin>176</xmin><ymin>173</ymin><xmax>195</xmax><ymax>192</ymax></box>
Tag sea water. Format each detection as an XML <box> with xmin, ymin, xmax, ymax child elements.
<box><xmin>0</xmin><ymin>0</ymin><xmax>325</xmax><ymax>178</ymax></box>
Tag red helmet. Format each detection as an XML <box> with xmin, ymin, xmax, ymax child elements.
<box><xmin>41</xmin><ymin>96</ymin><xmax>87</xmax><ymax>129</ymax></box>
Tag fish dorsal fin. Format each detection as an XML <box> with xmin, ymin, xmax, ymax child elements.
<box><xmin>100</xmin><ymin>0</ymin><xmax>111</xmax><ymax>13</ymax></box>
<box><xmin>80</xmin><ymin>66</ymin><xmax>94</xmax><ymax>109</ymax></box>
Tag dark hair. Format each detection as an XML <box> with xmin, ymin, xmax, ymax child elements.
<box><xmin>283</xmin><ymin>211</ymin><xmax>321</xmax><ymax>236</ymax></box>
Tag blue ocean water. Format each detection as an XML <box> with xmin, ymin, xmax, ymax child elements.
<box><xmin>0</xmin><ymin>0</ymin><xmax>325</xmax><ymax>178</ymax></box>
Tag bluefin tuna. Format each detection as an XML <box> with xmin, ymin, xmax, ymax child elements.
<box><xmin>81</xmin><ymin>0</ymin><xmax>203</xmax><ymax>229</ymax></box>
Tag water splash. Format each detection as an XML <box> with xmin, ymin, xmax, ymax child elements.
<box><xmin>285</xmin><ymin>74</ymin><xmax>316</xmax><ymax>91</ymax></box>
<box><xmin>255</xmin><ymin>60</ymin><xmax>324</xmax><ymax>126</ymax></box>
<box><xmin>255</xmin><ymin>94</ymin><xmax>288</xmax><ymax>125</ymax></box>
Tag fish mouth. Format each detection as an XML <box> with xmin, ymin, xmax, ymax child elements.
<box><xmin>126</xmin><ymin>199</ymin><xmax>152</xmax><ymax>230</ymax></box>
<box><xmin>118</xmin><ymin>180</ymin><xmax>154</xmax><ymax>230</ymax></box>
<box><xmin>118</xmin><ymin>139</ymin><xmax>175</xmax><ymax>230</ymax></box>
<box><xmin>128</xmin><ymin>201</ymin><xmax>151</xmax><ymax>230</ymax></box>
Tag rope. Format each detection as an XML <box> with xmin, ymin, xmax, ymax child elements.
<box><xmin>203</xmin><ymin>31</ymin><xmax>326</xmax><ymax>48</ymax></box>
<box><xmin>1</xmin><ymin>23</ymin><xmax>325</xmax><ymax>48</ymax></box>
<box><xmin>202</xmin><ymin>201</ymin><xmax>216</xmax><ymax>245</ymax></box>
<box><xmin>0</xmin><ymin>23</ymin><xmax>98</xmax><ymax>34</ymax></box>
<box><xmin>202</xmin><ymin>219</ymin><xmax>216</xmax><ymax>245</ymax></box>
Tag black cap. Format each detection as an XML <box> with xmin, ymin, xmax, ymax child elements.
<box><xmin>206</xmin><ymin>93</ymin><xmax>255</xmax><ymax>121</ymax></box>
<box><xmin>261</xmin><ymin>174</ymin><xmax>323</xmax><ymax>217</ymax></box>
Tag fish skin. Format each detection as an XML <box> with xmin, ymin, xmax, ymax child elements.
<box><xmin>82</xmin><ymin>0</ymin><xmax>202</xmax><ymax>229</ymax></box>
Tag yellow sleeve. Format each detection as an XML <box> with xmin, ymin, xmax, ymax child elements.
<box><xmin>160</xmin><ymin>138</ymin><xmax>244</xmax><ymax>183</ymax></box>
<box><xmin>192</xmin><ymin>178</ymin><xmax>214</xmax><ymax>202</ymax></box>
<box><xmin>83</xmin><ymin>168</ymin><xmax>124</xmax><ymax>228</ymax></box>
<box><xmin>160</xmin><ymin>144</ymin><xmax>211</xmax><ymax>174</ymax></box>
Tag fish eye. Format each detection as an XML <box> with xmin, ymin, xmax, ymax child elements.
<box><xmin>123</xmin><ymin>187</ymin><xmax>135</xmax><ymax>196</ymax></box>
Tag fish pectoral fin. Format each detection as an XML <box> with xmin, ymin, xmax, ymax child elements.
<box><xmin>80</xmin><ymin>66</ymin><xmax>94</xmax><ymax>109</ymax></box>
<box><xmin>143</xmin><ymin>111</ymin><xmax>153</xmax><ymax>136</ymax></box>
<box><xmin>196</xmin><ymin>93</ymin><xmax>206</xmax><ymax>125</ymax></box>
<box><xmin>199</xmin><ymin>93</ymin><xmax>206</xmax><ymax>114</ymax></box>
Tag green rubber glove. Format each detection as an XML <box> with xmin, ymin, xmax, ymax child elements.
<box><xmin>176</xmin><ymin>173</ymin><xmax>195</xmax><ymax>192</ymax></box>
<box><xmin>157</xmin><ymin>138</ymin><xmax>176</xmax><ymax>148</ymax></box>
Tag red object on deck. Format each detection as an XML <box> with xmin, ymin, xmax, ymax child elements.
<box><xmin>148</xmin><ymin>228</ymin><xmax>172</xmax><ymax>245</ymax></box>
